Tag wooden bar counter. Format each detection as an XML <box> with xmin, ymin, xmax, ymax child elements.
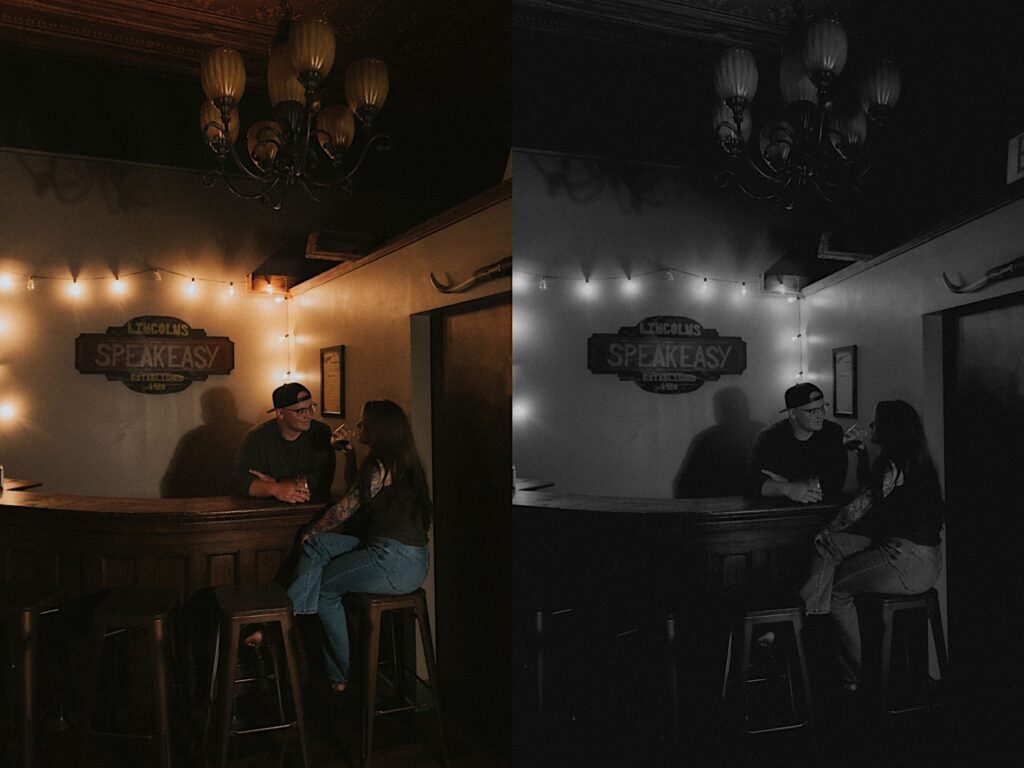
<box><xmin>512</xmin><ymin>489</ymin><xmax>839</xmax><ymax>763</ymax></box>
<box><xmin>0</xmin><ymin>489</ymin><xmax>327</xmax><ymax>601</ymax></box>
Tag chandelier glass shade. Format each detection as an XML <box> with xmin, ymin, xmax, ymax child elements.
<box><xmin>199</xmin><ymin>9</ymin><xmax>391</xmax><ymax>209</ymax></box>
<box><xmin>712</xmin><ymin>15</ymin><xmax>901</xmax><ymax>209</ymax></box>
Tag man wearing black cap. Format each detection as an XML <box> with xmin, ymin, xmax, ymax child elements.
<box><xmin>230</xmin><ymin>382</ymin><xmax>341</xmax><ymax>502</ymax></box>
<box><xmin>744</xmin><ymin>382</ymin><xmax>848</xmax><ymax>503</ymax></box>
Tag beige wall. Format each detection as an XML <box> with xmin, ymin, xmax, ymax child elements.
<box><xmin>512</xmin><ymin>149</ymin><xmax>817</xmax><ymax>498</ymax></box>
<box><xmin>0</xmin><ymin>148</ymin><xmax>511</xmax><ymax>498</ymax></box>
<box><xmin>804</xmin><ymin>194</ymin><xmax>1024</xmax><ymax>667</ymax></box>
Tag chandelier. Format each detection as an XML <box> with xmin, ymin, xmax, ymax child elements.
<box><xmin>199</xmin><ymin>1</ymin><xmax>391</xmax><ymax>209</ymax></box>
<box><xmin>711</xmin><ymin>10</ymin><xmax>901</xmax><ymax>209</ymax></box>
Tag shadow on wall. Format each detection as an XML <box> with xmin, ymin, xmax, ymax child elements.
<box><xmin>672</xmin><ymin>386</ymin><xmax>764</xmax><ymax>498</ymax></box>
<box><xmin>161</xmin><ymin>386</ymin><xmax>253</xmax><ymax>498</ymax></box>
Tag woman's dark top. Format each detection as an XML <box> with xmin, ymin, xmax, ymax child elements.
<box><xmin>854</xmin><ymin>464</ymin><xmax>944</xmax><ymax>546</ymax></box>
<box><xmin>358</xmin><ymin>476</ymin><xmax>430</xmax><ymax>547</ymax></box>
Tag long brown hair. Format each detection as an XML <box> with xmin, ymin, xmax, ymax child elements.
<box><xmin>870</xmin><ymin>399</ymin><xmax>941</xmax><ymax>502</ymax></box>
<box><xmin>358</xmin><ymin>399</ymin><xmax>432</xmax><ymax>529</ymax></box>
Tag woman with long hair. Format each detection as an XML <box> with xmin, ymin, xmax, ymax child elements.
<box><xmin>283</xmin><ymin>399</ymin><xmax>432</xmax><ymax>692</ymax></box>
<box><xmin>800</xmin><ymin>399</ymin><xmax>944</xmax><ymax>692</ymax></box>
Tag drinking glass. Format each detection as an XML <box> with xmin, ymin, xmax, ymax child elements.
<box><xmin>843</xmin><ymin>424</ymin><xmax>865</xmax><ymax>450</ymax></box>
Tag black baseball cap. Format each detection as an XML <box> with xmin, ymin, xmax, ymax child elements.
<box><xmin>268</xmin><ymin>382</ymin><xmax>314</xmax><ymax>412</ymax></box>
<box><xmin>781</xmin><ymin>382</ymin><xmax>827</xmax><ymax>412</ymax></box>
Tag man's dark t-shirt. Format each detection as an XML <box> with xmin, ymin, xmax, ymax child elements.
<box><xmin>230</xmin><ymin>419</ymin><xmax>336</xmax><ymax>498</ymax></box>
<box><xmin>744</xmin><ymin>418</ymin><xmax>847</xmax><ymax>500</ymax></box>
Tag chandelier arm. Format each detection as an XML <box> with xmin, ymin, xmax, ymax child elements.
<box><xmin>743</xmin><ymin>152</ymin><xmax>789</xmax><ymax>184</ymax></box>
<box><xmin>300</xmin><ymin>132</ymin><xmax>393</xmax><ymax>189</ymax></box>
<box><xmin>219</xmin><ymin>126</ymin><xmax>278</xmax><ymax>183</ymax></box>
<box><xmin>215</xmin><ymin>170</ymin><xmax>284</xmax><ymax>204</ymax></box>
<box><xmin>297</xmin><ymin>174</ymin><xmax>327</xmax><ymax>203</ymax></box>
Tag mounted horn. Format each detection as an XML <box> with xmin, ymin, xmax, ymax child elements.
<box><xmin>431</xmin><ymin>256</ymin><xmax>511</xmax><ymax>293</ymax></box>
<box><xmin>942</xmin><ymin>253</ymin><xmax>1024</xmax><ymax>294</ymax></box>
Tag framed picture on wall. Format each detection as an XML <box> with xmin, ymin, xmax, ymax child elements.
<box><xmin>320</xmin><ymin>345</ymin><xmax>345</xmax><ymax>417</ymax></box>
<box><xmin>832</xmin><ymin>345</ymin><xmax>857</xmax><ymax>418</ymax></box>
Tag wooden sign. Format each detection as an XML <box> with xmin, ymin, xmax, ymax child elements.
<box><xmin>75</xmin><ymin>315</ymin><xmax>234</xmax><ymax>394</ymax></box>
<box><xmin>588</xmin><ymin>315</ymin><xmax>746</xmax><ymax>393</ymax></box>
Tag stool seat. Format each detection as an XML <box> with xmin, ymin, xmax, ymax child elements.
<box><xmin>722</xmin><ymin>591</ymin><xmax>813</xmax><ymax>734</ymax></box>
<box><xmin>0</xmin><ymin>583</ymin><xmax>63</xmax><ymax>613</ymax></box>
<box><xmin>207</xmin><ymin>583</ymin><xmax>309</xmax><ymax>768</ymax></box>
<box><xmin>81</xmin><ymin>586</ymin><xmax>184</xmax><ymax>768</ymax></box>
<box><xmin>213</xmin><ymin>583</ymin><xmax>292</xmax><ymax>617</ymax></box>
<box><xmin>860</xmin><ymin>588</ymin><xmax>947</xmax><ymax>713</ymax></box>
<box><xmin>350</xmin><ymin>589</ymin><xmax>448</xmax><ymax>767</ymax></box>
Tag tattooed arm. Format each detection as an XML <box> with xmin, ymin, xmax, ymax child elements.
<box><xmin>302</xmin><ymin>461</ymin><xmax>386</xmax><ymax>542</ymax></box>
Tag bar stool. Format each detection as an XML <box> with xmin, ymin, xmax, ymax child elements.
<box><xmin>862</xmin><ymin>588</ymin><xmax>948</xmax><ymax>713</ymax></box>
<box><xmin>350</xmin><ymin>589</ymin><xmax>448</xmax><ymax>767</ymax></box>
<box><xmin>721</xmin><ymin>591</ymin><xmax>813</xmax><ymax>734</ymax></box>
<box><xmin>0</xmin><ymin>583</ymin><xmax>71</xmax><ymax>768</ymax></box>
<box><xmin>80</xmin><ymin>587</ymin><xmax>184</xmax><ymax>768</ymax></box>
<box><xmin>206</xmin><ymin>583</ymin><xmax>309</xmax><ymax>768</ymax></box>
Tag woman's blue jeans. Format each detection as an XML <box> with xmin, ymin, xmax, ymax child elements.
<box><xmin>800</xmin><ymin>532</ymin><xmax>941</xmax><ymax>685</ymax></box>
<box><xmin>287</xmin><ymin>533</ymin><xmax>429</xmax><ymax>685</ymax></box>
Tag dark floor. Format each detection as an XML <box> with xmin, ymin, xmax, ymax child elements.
<box><xmin>32</xmin><ymin>687</ymin><xmax>506</xmax><ymax>768</ymax></box>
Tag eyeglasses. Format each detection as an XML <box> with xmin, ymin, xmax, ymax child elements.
<box><xmin>801</xmin><ymin>405</ymin><xmax>827</xmax><ymax>417</ymax></box>
<box><xmin>287</xmin><ymin>404</ymin><xmax>317</xmax><ymax>416</ymax></box>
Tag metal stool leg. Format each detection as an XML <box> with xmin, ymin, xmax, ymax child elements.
<box><xmin>361</xmin><ymin>603</ymin><xmax>382</xmax><ymax>768</ymax></box>
<box><xmin>150</xmin><ymin>616</ymin><xmax>173</xmax><ymax>768</ymax></box>
<box><xmin>927</xmin><ymin>597</ymin><xmax>949</xmax><ymax>680</ymax></box>
<box><xmin>280</xmin><ymin>616</ymin><xmax>310</xmax><ymax>768</ymax></box>
<box><xmin>217</xmin><ymin>619</ymin><xmax>241</xmax><ymax>768</ymax></box>
<box><xmin>415</xmin><ymin>595</ymin><xmax>449</xmax><ymax>766</ymax></box>
<box><xmin>879</xmin><ymin>604</ymin><xmax>895</xmax><ymax>710</ymax></box>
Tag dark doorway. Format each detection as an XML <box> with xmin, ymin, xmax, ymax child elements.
<box><xmin>429</xmin><ymin>293</ymin><xmax>512</xmax><ymax>757</ymax></box>
<box><xmin>944</xmin><ymin>290</ymin><xmax>1024</xmax><ymax>699</ymax></box>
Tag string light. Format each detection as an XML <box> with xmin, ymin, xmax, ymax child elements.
<box><xmin>0</xmin><ymin>266</ymin><xmax>271</xmax><ymax>299</ymax></box>
<box><xmin>0</xmin><ymin>404</ymin><xmax>14</xmax><ymax>420</ymax></box>
<box><xmin>741</xmin><ymin>282</ymin><xmax>747</xmax><ymax>294</ymax></box>
<box><xmin>701</xmin><ymin>276</ymin><xmax>709</xmax><ymax>292</ymax></box>
<box><xmin>539</xmin><ymin>277</ymin><xmax>547</xmax><ymax>290</ymax></box>
<box><xmin>791</xmin><ymin>333</ymin><xmax>803</xmax><ymax>341</ymax></box>
<box><xmin>665</xmin><ymin>269</ymin><xmax>674</xmax><ymax>281</ymax></box>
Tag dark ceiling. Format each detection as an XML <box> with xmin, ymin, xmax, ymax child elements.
<box><xmin>513</xmin><ymin>0</ymin><xmax>1024</xmax><ymax>284</ymax></box>
<box><xmin>0</xmin><ymin>0</ymin><xmax>510</xmax><ymax>282</ymax></box>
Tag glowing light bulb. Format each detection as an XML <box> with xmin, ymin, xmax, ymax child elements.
<box><xmin>274</xmin><ymin>295</ymin><xmax>285</xmax><ymax>304</ymax></box>
<box><xmin>665</xmin><ymin>270</ymin><xmax>674</xmax><ymax>282</ymax></box>
<box><xmin>791</xmin><ymin>333</ymin><xmax>803</xmax><ymax>341</ymax></box>
<box><xmin>186</xmin><ymin>277</ymin><xmax>198</xmax><ymax>296</ymax></box>
<box><xmin>265</xmin><ymin>282</ymin><xmax>274</xmax><ymax>294</ymax></box>
<box><xmin>227</xmin><ymin>282</ymin><xmax>235</xmax><ymax>297</ymax></box>
<box><xmin>539</xmin><ymin>277</ymin><xmax>547</xmax><ymax>291</ymax></box>
<box><xmin>69</xmin><ymin>280</ymin><xmax>82</xmax><ymax>297</ymax></box>
<box><xmin>741</xmin><ymin>282</ymin><xmax>747</xmax><ymax>295</ymax></box>
<box><xmin>153</xmin><ymin>269</ymin><xmax>162</xmax><ymax>281</ymax></box>
<box><xmin>112</xmin><ymin>278</ymin><xmax>126</xmax><ymax>294</ymax></box>
<box><xmin>0</xmin><ymin>274</ymin><xmax>12</xmax><ymax>290</ymax></box>
<box><xmin>0</xmin><ymin>404</ymin><xmax>14</xmax><ymax>419</ymax></box>
<box><xmin>26</xmin><ymin>277</ymin><xmax>35</xmax><ymax>290</ymax></box>
<box><xmin>701</xmin><ymin>277</ymin><xmax>708</xmax><ymax>292</ymax></box>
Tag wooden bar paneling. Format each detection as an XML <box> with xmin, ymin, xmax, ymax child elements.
<box><xmin>0</xmin><ymin>490</ymin><xmax>324</xmax><ymax>602</ymax></box>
